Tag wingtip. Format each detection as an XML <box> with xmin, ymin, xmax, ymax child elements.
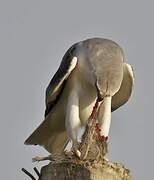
<box><xmin>24</xmin><ymin>138</ymin><xmax>36</xmax><ymax>145</ymax></box>
<box><xmin>24</xmin><ymin>139</ymin><xmax>30</xmax><ymax>145</ymax></box>
<box><xmin>24</xmin><ymin>140</ymin><xmax>37</xmax><ymax>146</ymax></box>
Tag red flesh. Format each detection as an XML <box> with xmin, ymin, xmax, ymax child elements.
<box><xmin>90</xmin><ymin>99</ymin><xmax>108</xmax><ymax>143</ymax></box>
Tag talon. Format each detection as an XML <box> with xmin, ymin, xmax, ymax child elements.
<box><xmin>72</xmin><ymin>142</ymin><xmax>81</xmax><ymax>158</ymax></box>
<box><xmin>75</xmin><ymin>149</ymin><xmax>81</xmax><ymax>158</ymax></box>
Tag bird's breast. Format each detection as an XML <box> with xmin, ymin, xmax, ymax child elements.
<box><xmin>75</xmin><ymin>70</ymin><xmax>97</xmax><ymax>125</ymax></box>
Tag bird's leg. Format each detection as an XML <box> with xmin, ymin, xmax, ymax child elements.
<box><xmin>65</xmin><ymin>88</ymin><xmax>81</xmax><ymax>158</ymax></box>
<box><xmin>97</xmin><ymin>96</ymin><xmax>112</xmax><ymax>142</ymax></box>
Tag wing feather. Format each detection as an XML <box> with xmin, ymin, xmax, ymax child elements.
<box><xmin>111</xmin><ymin>63</ymin><xmax>134</xmax><ymax>111</ymax></box>
<box><xmin>45</xmin><ymin>45</ymin><xmax>78</xmax><ymax>116</ymax></box>
<box><xmin>24</xmin><ymin>45</ymin><xmax>78</xmax><ymax>148</ymax></box>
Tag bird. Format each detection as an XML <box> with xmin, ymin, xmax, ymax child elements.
<box><xmin>25</xmin><ymin>38</ymin><xmax>134</xmax><ymax>156</ymax></box>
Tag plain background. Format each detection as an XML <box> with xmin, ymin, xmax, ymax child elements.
<box><xmin>0</xmin><ymin>0</ymin><xmax>152</xmax><ymax>179</ymax></box>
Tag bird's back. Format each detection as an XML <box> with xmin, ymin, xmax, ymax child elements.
<box><xmin>76</xmin><ymin>38</ymin><xmax>124</xmax><ymax>98</ymax></box>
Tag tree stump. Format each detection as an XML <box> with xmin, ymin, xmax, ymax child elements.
<box><xmin>39</xmin><ymin>159</ymin><xmax>131</xmax><ymax>180</ymax></box>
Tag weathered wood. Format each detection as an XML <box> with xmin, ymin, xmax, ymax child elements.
<box><xmin>39</xmin><ymin>160</ymin><xmax>131</xmax><ymax>180</ymax></box>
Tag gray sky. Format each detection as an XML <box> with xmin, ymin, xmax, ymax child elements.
<box><xmin>0</xmin><ymin>0</ymin><xmax>152</xmax><ymax>179</ymax></box>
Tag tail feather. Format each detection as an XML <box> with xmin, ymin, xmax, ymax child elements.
<box><xmin>43</xmin><ymin>131</ymin><xmax>68</xmax><ymax>153</ymax></box>
<box><xmin>24</xmin><ymin>119</ymin><xmax>51</xmax><ymax>145</ymax></box>
<box><xmin>24</xmin><ymin>119</ymin><xmax>68</xmax><ymax>153</ymax></box>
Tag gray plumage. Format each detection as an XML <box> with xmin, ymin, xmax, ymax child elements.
<box><xmin>25</xmin><ymin>38</ymin><xmax>134</xmax><ymax>154</ymax></box>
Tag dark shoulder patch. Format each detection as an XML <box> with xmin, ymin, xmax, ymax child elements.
<box><xmin>45</xmin><ymin>44</ymin><xmax>77</xmax><ymax>117</ymax></box>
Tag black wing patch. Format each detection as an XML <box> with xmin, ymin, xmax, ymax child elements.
<box><xmin>45</xmin><ymin>44</ymin><xmax>77</xmax><ymax>117</ymax></box>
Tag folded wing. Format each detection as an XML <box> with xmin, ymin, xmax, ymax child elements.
<box><xmin>111</xmin><ymin>63</ymin><xmax>134</xmax><ymax>111</ymax></box>
<box><xmin>24</xmin><ymin>45</ymin><xmax>78</xmax><ymax>152</ymax></box>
